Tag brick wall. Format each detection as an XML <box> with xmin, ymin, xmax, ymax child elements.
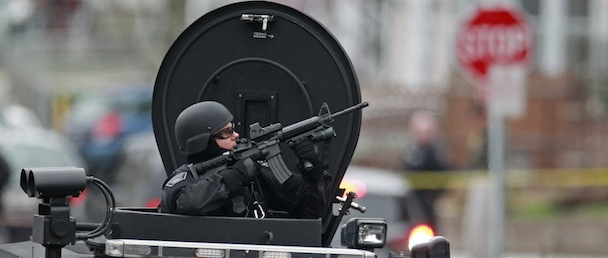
<box><xmin>444</xmin><ymin>72</ymin><xmax>607</xmax><ymax>170</ymax></box>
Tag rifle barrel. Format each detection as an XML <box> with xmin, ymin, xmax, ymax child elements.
<box><xmin>328</xmin><ymin>102</ymin><xmax>368</xmax><ymax>120</ymax></box>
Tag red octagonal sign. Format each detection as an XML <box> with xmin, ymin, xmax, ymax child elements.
<box><xmin>457</xmin><ymin>5</ymin><xmax>533</xmax><ymax>84</ymax></box>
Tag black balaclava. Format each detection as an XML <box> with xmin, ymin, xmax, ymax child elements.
<box><xmin>187</xmin><ymin>137</ymin><xmax>227</xmax><ymax>164</ymax></box>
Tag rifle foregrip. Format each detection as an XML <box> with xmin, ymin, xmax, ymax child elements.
<box><xmin>267</xmin><ymin>154</ymin><xmax>293</xmax><ymax>184</ymax></box>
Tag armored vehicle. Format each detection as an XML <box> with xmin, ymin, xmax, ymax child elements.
<box><xmin>0</xmin><ymin>1</ymin><xmax>449</xmax><ymax>258</ymax></box>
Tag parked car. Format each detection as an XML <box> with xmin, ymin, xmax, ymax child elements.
<box><xmin>74</xmin><ymin>131</ymin><xmax>166</xmax><ymax>223</ymax></box>
<box><xmin>62</xmin><ymin>84</ymin><xmax>153</xmax><ymax>182</ymax></box>
<box><xmin>335</xmin><ymin>165</ymin><xmax>436</xmax><ymax>256</ymax></box>
<box><xmin>0</xmin><ymin>124</ymin><xmax>86</xmax><ymax>243</ymax></box>
<box><xmin>0</xmin><ymin>104</ymin><xmax>43</xmax><ymax>129</ymax></box>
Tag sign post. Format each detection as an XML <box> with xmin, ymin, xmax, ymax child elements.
<box><xmin>456</xmin><ymin>4</ymin><xmax>532</xmax><ymax>258</ymax></box>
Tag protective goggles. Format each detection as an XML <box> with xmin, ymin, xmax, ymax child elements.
<box><xmin>213</xmin><ymin>123</ymin><xmax>235</xmax><ymax>139</ymax></box>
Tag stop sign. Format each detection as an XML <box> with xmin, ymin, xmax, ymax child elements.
<box><xmin>457</xmin><ymin>5</ymin><xmax>533</xmax><ymax>84</ymax></box>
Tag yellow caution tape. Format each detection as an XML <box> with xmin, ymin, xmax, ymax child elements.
<box><xmin>403</xmin><ymin>168</ymin><xmax>608</xmax><ymax>190</ymax></box>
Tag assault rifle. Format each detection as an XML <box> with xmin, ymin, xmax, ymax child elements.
<box><xmin>191</xmin><ymin>102</ymin><xmax>369</xmax><ymax>184</ymax></box>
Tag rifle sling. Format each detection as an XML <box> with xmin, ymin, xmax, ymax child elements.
<box><xmin>188</xmin><ymin>163</ymin><xmax>227</xmax><ymax>182</ymax></box>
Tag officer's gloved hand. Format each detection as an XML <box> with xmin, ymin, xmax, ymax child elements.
<box><xmin>290</xmin><ymin>139</ymin><xmax>322</xmax><ymax>182</ymax></box>
<box><xmin>221</xmin><ymin>158</ymin><xmax>260</xmax><ymax>193</ymax></box>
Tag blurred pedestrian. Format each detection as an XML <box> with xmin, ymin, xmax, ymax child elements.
<box><xmin>0</xmin><ymin>155</ymin><xmax>10</xmax><ymax>243</ymax></box>
<box><xmin>464</xmin><ymin>103</ymin><xmax>488</xmax><ymax>170</ymax></box>
<box><xmin>398</xmin><ymin>110</ymin><xmax>449</xmax><ymax>229</ymax></box>
<box><xmin>0</xmin><ymin>155</ymin><xmax>9</xmax><ymax>214</ymax></box>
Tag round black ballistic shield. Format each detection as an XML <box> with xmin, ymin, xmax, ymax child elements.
<box><xmin>153</xmin><ymin>1</ymin><xmax>363</xmax><ymax>204</ymax></box>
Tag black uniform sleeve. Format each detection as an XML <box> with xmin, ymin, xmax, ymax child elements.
<box><xmin>159</xmin><ymin>164</ymin><xmax>245</xmax><ymax>216</ymax></box>
<box><xmin>174</xmin><ymin>172</ymin><xmax>230</xmax><ymax>215</ymax></box>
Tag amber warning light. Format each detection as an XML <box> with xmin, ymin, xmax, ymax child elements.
<box><xmin>408</xmin><ymin>224</ymin><xmax>435</xmax><ymax>251</ymax></box>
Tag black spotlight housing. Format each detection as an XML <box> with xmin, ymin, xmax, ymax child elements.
<box><xmin>20</xmin><ymin>167</ymin><xmax>87</xmax><ymax>199</ymax></box>
<box><xmin>410</xmin><ymin>236</ymin><xmax>450</xmax><ymax>258</ymax></box>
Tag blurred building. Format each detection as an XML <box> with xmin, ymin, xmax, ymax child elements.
<box><xmin>0</xmin><ymin>0</ymin><xmax>607</xmax><ymax>170</ymax></box>
<box><xmin>328</xmin><ymin>0</ymin><xmax>608</xmax><ymax>170</ymax></box>
<box><xmin>0</xmin><ymin>0</ymin><xmax>608</xmax><ymax>254</ymax></box>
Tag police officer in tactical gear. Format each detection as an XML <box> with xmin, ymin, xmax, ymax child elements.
<box><xmin>159</xmin><ymin>101</ymin><xmax>330</xmax><ymax>219</ymax></box>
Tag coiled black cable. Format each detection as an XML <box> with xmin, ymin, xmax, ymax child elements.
<box><xmin>76</xmin><ymin>176</ymin><xmax>116</xmax><ymax>240</ymax></box>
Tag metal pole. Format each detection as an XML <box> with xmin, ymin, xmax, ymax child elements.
<box><xmin>540</xmin><ymin>0</ymin><xmax>567</xmax><ymax>76</ymax></box>
<box><xmin>45</xmin><ymin>246</ymin><xmax>62</xmax><ymax>258</ymax></box>
<box><xmin>488</xmin><ymin>107</ymin><xmax>505</xmax><ymax>258</ymax></box>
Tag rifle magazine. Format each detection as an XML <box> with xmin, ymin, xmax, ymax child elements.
<box><xmin>267</xmin><ymin>155</ymin><xmax>293</xmax><ymax>184</ymax></box>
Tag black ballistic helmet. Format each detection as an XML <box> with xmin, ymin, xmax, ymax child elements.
<box><xmin>174</xmin><ymin>101</ymin><xmax>234</xmax><ymax>155</ymax></box>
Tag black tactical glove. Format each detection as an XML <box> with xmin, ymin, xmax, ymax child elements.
<box><xmin>290</xmin><ymin>139</ymin><xmax>322</xmax><ymax>182</ymax></box>
<box><xmin>221</xmin><ymin>158</ymin><xmax>260</xmax><ymax>193</ymax></box>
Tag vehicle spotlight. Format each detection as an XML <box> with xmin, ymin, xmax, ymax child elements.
<box><xmin>20</xmin><ymin>167</ymin><xmax>87</xmax><ymax>199</ymax></box>
<box><xmin>340</xmin><ymin>218</ymin><xmax>387</xmax><ymax>250</ymax></box>
<box><xmin>410</xmin><ymin>236</ymin><xmax>450</xmax><ymax>258</ymax></box>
